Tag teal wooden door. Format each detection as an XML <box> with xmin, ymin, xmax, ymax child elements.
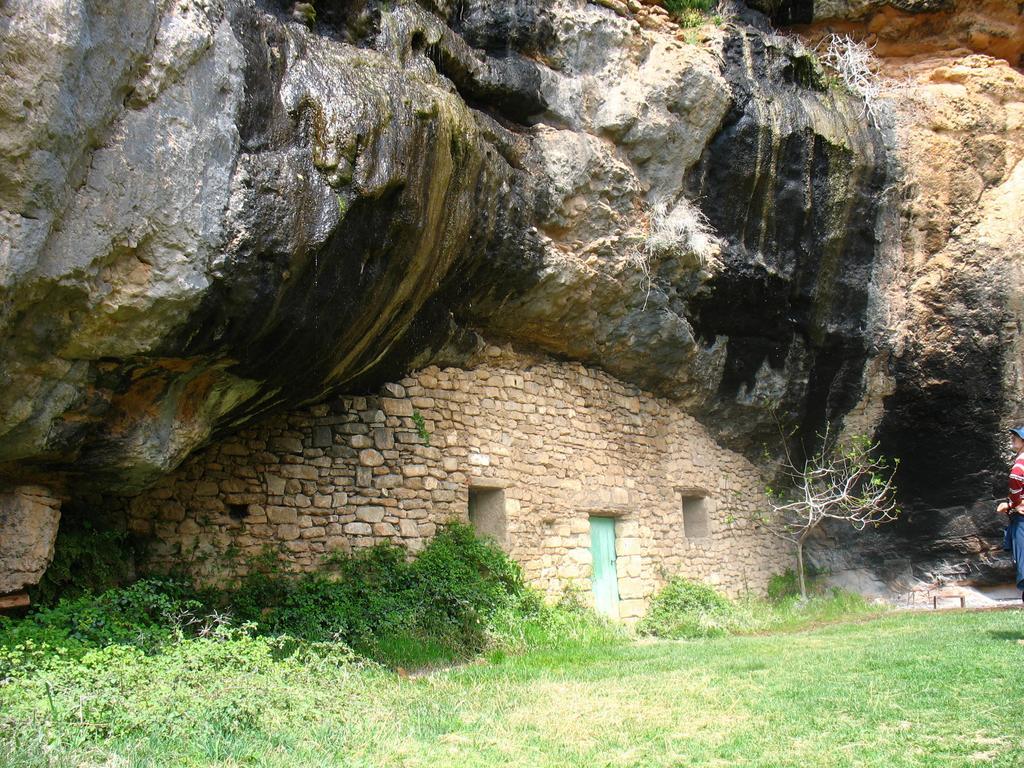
<box><xmin>589</xmin><ymin>517</ymin><xmax>620</xmax><ymax>619</ymax></box>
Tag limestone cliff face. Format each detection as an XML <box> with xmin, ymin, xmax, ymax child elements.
<box><xmin>0</xmin><ymin>0</ymin><xmax>1020</xmax><ymax>593</ymax></box>
<box><xmin>804</xmin><ymin>4</ymin><xmax>1024</xmax><ymax>587</ymax></box>
<box><xmin>0</xmin><ymin>2</ymin><xmax>882</xmax><ymax>487</ymax></box>
<box><xmin>0</xmin><ymin>0</ymin><xmax>536</xmax><ymax>495</ymax></box>
<box><xmin>754</xmin><ymin>0</ymin><xmax>1023</xmax><ymax>64</ymax></box>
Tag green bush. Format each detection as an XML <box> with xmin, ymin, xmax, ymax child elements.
<box><xmin>225</xmin><ymin>523</ymin><xmax>534</xmax><ymax>662</ymax></box>
<box><xmin>410</xmin><ymin>522</ymin><xmax>531</xmax><ymax>635</ymax></box>
<box><xmin>639</xmin><ymin>577</ymin><xmax>882</xmax><ymax>640</ymax></box>
<box><xmin>30</xmin><ymin>519</ymin><xmax>135</xmax><ymax>606</ymax></box>
<box><xmin>0</xmin><ymin>577</ymin><xmax>201</xmax><ymax>680</ymax></box>
<box><xmin>766</xmin><ymin>566</ymin><xmax>829</xmax><ymax>602</ymax></box>
<box><xmin>662</xmin><ymin>0</ymin><xmax>715</xmax><ymax>12</ymax></box>
<box><xmin>3</xmin><ymin>524</ymin><xmax>537</xmax><ymax>673</ymax></box>
<box><xmin>638</xmin><ymin>577</ymin><xmax>735</xmax><ymax>639</ymax></box>
<box><xmin>662</xmin><ymin>0</ymin><xmax>716</xmax><ymax>26</ymax></box>
<box><xmin>229</xmin><ymin>544</ymin><xmax>418</xmax><ymax>644</ymax></box>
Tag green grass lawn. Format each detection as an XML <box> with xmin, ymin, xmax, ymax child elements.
<box><xmin>3</xmin><ymin>608</ymin><xmax>1022</xmax><ymax>767</ymax></box>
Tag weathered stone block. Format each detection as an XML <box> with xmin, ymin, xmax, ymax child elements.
<box><xmin>267</xmin><ymin>506</ymin><xmax>298</xmax><ymax>525</ymax></box>
<box><xmin>270</xmin><ymin>436</ymin><xmax>304</xmax><ymax>453</ymax></box>
<box><xmin>194</xmin><ymin>482</ymin><xmax>219</xmax><ymax>497</ymax></box>
<box><xmin>355</xmin><ymin>506</ymin><xmax>386</xmax><ymax>523</ymax></box>
<box><xmin>265</xmin><ymin>474</ymin><xmax>286</xmax><ymax>495</ymax></box>
<box><xmin>220</xmin><ymin>478</ymin><xmax>248</xmax><ymax>494</ymax></box>
<box><xmin>281</xmin><ymin>465</ymin><xmax>318</xmax><ymax>480</ymax></box>
<box><xmin>381</xmin><ymin>398</ymin><xmax>413</xmax><ymax>417</ymax></box>
<box><xmin>359</xmin><ymin>449</ymin><xmax>385</xmax><ymax>467</ymax></box>
<box><xmin>160</xmin><ymin>504</ymin><xmax>186</xmax><ymax>522</ymax></box>
<box><xmin>0</xmin><ymin>488</ymin><xmax>61</xmax><ymax>594</ymax></box>
<box><xmin>372</xmin><ymin>427</ymin><xmax>395</xmax><ymax>450</ymax></box>
<box><xmin>619</xmin><ymin>599</ymin><xmax>647</xmax><ymax>619</ymax></box>
<box><xmin>312</xmin><ymin>426</ymin><xmax>333</xmax><ymax>448</ymax></box>
<box><xmin>344</xmin><ymin>522</ymin><xmax>372</xmax><ymax>535</ymax></box>
<box><xmin>618</xmin><ymin>578</ymin><xmax>648</xmax><ymax>600</ymax></box>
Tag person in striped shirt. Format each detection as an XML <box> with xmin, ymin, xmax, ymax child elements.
<box><xmin>997</xmin><ymin>426</ymin><xmax>1024</xmax><ymax>601</ymax></box>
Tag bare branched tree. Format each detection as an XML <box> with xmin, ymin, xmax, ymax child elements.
<box><xmin>762</xmin><ymin>428</ymin><xmax>900</xmax><ymax>598</ymax></box>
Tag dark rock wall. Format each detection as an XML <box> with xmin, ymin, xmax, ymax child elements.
<box><xmin>686</xmin><ymin>26</ymin><xmax>886</xmax><ymax>454</ymax></box>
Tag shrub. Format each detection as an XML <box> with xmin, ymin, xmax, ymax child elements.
<box><xmin>0</xmin><ymin>577</ymin><xmax>201</xmax><ymax>681</ymax></box>
<box><xmin>638</xmin><ymin>577</ymin><xmax>735</xmax><ymax>639</ymax></box>
<box><xmin>639</xmin><ymin>577</ymin><xmax>882</xmax><ymax>640</ymax></box>
<box><xmin>228</xmin><ymin>523</ymin><xmax>534</xmax><ymax>662</ymax></box>
<box><xmin>1</xmin><ymin>525</ymin><xmax>573</xmax><ymax>674</ymax></box>
<box><xmin>410</xmin><ymin>523</ymin><xmax>528</xmax><ymax>632</ymax></box>
<box><xmin>766</xmin><ymin>565</ymin><xmax>829</xmax><ymax>602</ymax></box>
<box><xmin>30</xmin><ymin>519</ymin><xmax>135</xmax><ymax>606</ymax></box>
<box><xmin>229</xmin><ymin>544</ymin><xmax>419</xmax><ymax>645</ymax></box>
<box><xmin>660</xmin><ymin>0</ymin><xmax>717</xmax><ymax>27</ymax></box>
<box><xmin>662</xmin><ymin>0</ymin><xmax>715</xmax><ymax>15</ymax></box>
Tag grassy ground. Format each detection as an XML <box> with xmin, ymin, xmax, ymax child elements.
<box><xmin>2</xmin><ymin>608</ymin><xmax>1022</xmax><ymax>767</ymax></box>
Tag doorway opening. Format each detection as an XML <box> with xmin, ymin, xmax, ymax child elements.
<box><xmin>589</xmin><ymin>516</ymin><xmax>620</xmax><ymax>619</ymax></box>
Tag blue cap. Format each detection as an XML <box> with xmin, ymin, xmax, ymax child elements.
<box><xmin>1010</xmin><ymin>427</ymin><xmax>1024</xmax><ymax>440</ymax></box>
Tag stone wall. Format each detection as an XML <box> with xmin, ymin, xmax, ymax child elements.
<box><xmin>130</xmin><ymin>349</ymin><xmax>790</xmax><ymax>619</ymax></box>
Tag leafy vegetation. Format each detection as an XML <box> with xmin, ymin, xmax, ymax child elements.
<box><xmin>638</xmin><ymin>577</ymin><xmax>734</xmax><ymax>638</ymax></box>
<box><xmin>2</xmin><ymin>527</ymin><xmax>1012</xmax><ymax>767</ymax></box>
<box><xmin>767</xmin><ymin>564</ymin><xmax>829</xmax><ymax>601</ymax></box>
<box><xmin>638</xmin><ymin>576</ymin><xmax>882</xmax><ymax>639</ymax></box>
<box><xmin>3</xmin><ymin>606</ymin><xmax>1021</xmax><ymax>766</ymax></box>
<box><xmin>411</xmin><ymin>409</ymin><xmax>431</xmax><ymax>446</ymax></box>
<box><xmin>661</xmin><ymin>0</ymin><xmax>717</xmax><ymax>27</ymax></box>
<box><xmin>4</xmin><ymin>523</ymin><xmax>536</xmax><ymax>672</ymax></box>
<box><xmin>30</xmin><ymin>517</ymin><xmax>135</xmax><ymax>606</ymax></box>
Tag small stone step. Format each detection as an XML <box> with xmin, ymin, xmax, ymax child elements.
<box><xmin>0</xmin><ymin>591</ymin><xmax>30</xmax><ymax>611</ymax></box>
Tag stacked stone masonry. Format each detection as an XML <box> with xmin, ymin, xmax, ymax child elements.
<box><xmin>130</xmin><ymin>350</ymin><xmax>791</xmax><ymax>619</ymax></box>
